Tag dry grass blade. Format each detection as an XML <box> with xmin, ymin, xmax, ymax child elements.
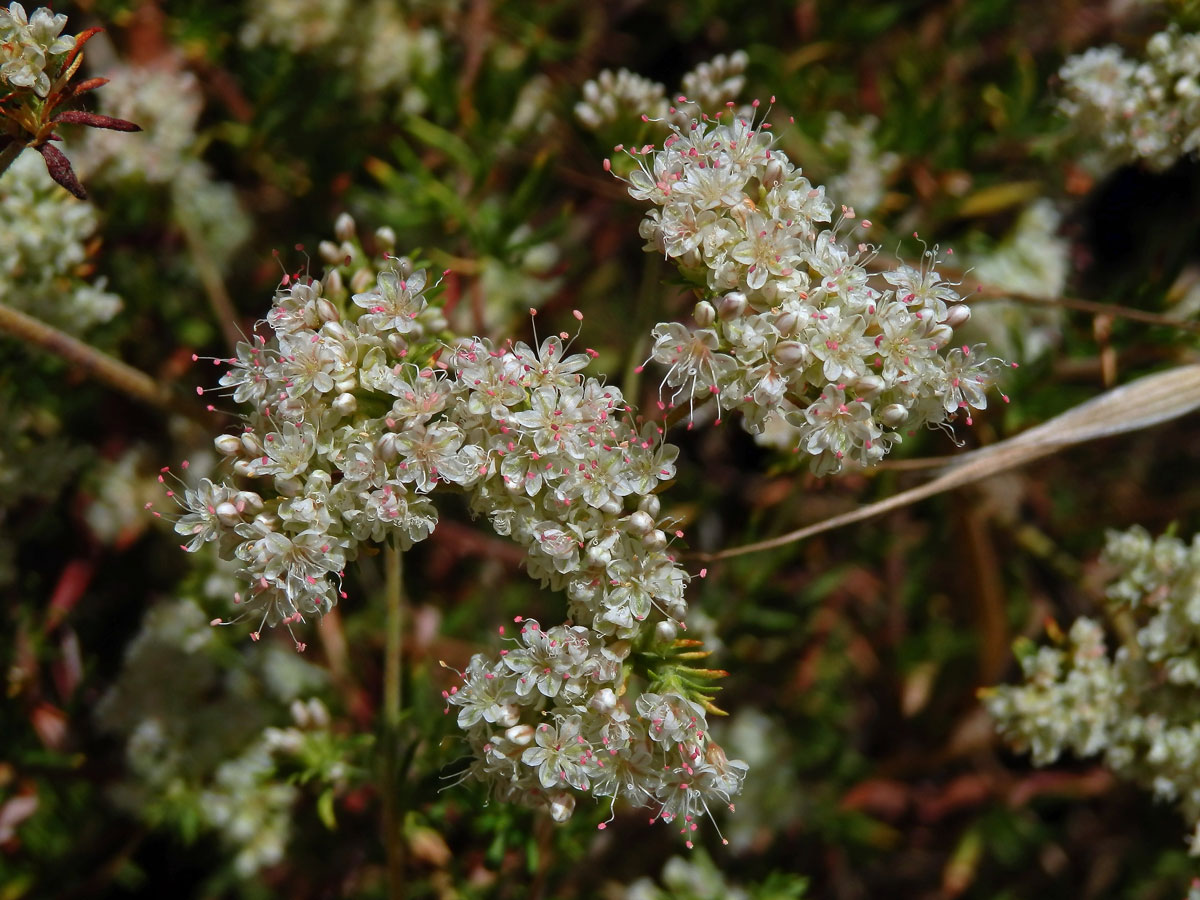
<box><xmin>697</xmin><ymin>365</ymin><xmax>1200</xmax><ymax>562</ymax></box>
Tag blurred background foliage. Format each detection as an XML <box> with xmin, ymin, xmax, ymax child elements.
<box><xmin>2</xmin><ymin>0</ymin><xmax>1200</xmax><ymax>897</ymax></box>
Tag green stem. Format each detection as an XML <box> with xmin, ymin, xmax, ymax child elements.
<box><xmin>381</xmin><ymin>541</ymin><xmax>405</xmax><ymax>898</ymax></box>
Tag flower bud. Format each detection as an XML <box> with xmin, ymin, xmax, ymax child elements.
<box><xmin>394</xmin><ymin>256</ymin><xmax>415</xmax><ymax>278</ymax></box>
<box><xmin>214</xmin><ymin>434</ymin><xmax>243</xmax><ymax>456</ymax></box>
<box><xmin>350</xmin><ymin>268</ymin><xmax>375</xmax><ymax>294</ymax></box>
<box><xmin>504</xmin><ymin>723</ymin><xmax>535</xmax><ymax>746</ymax></box>
<box><xmin>655</xmin><ymin>620</ymin><xmax>678</xmax><ymax>644</ymax></box>
<box><xmin>774</xmin><ymin>340</ymin><xmax>810</xmax><ymax>368</ymax></box>
<box><xmin>335</xmin><ymin>374</ymin><xmax>358</xmax><ymax>393</ymax></box>
<box><xmin>495</xmin><ymin>703</ymin><xmax>520</xmax><ymax>728</ymax></box>
<box><xmin>332</xmin><ymin>392</ymin><xmax>358</xmax><ymax>417</ymax></box>
<box><xmin>216</xmin><ymin>501</ymin><xmax>243</xmax><ymax>527</ymax></box>
<box><xmin>774</xmin><ymin>311</ymin><xmax>799</xmax><ymax>335</ymax></box>
<box><xmin>602</xmin><ymin>640</ymin><xmax>632</xmax><ymax>661</ymax></box>
<box><xmin>627</xmin><ymin>510</ymin><xmax>655</xmax><ymax>535</ymax></box>
<box><xmin>638</xmin><ymin>495</ymin><xmax>661</xmax><ymax>518</ymax></box>
<box><xmin>667</xmin><ymin>600</ymin><xmax>688</xmax><ymax>621</ymax></box>
<box><xmin>853</xmin><ymin>375</ymin><xmax>885</xmax><ymax>397</ymax></box>
<box><xmin>387</xmin><ymin>334</ymin><xmax>409</xmax><ymax>357</ymax></box>
<box><xmin>241</xmin><ymin>432</ymin><xmax>263</xmax><ymax>456</ymax></box>
<box><xmin>324</xmin><ymin>269</ymin><xmax>345</xmax><ymax>296</ymax></box>
<box><xmin>236</xmin><ymin>491</ymin><xmax>265</xmax><ymax>514</ymax></box>
<box><xmin>316</xmin><ymin>298</ymin><xmax>340</xmax><ymax>323</ymax></box>
<box><xmin>693</xmin><ymin>300</ymin><xmax>716</xmax><ymax>328</ymax></box>
<box><xmin>377</xmin><ymin>433</ymin><xmax>399</xmax><ymax>463</ymax></box>
<box><xmin>880</xmin><ymin>403</ymin><xmax>909</xmax><ymax>427</ymax></box>
<box><xmin>925</xmin><ymin>323</ymin><xmax>953</xmax><ymax>346</ymax></box>
<box><xmin>590</xmin><ymin>688</ymin><xmax>618</xmax><ymax>714</ymax></box>
<box><xmin>318</xmin><ymin>240</ymin><xmax>342</xmax><ymax>264</ymax></box>
<box><xmin>290</xmin><ymin>698</ymin><xmax>311</xmax><ymax>728</ymax></box>
<box><xmin>643</xmin><ymin>529</ymin><xmax>667</xmax><ymax>551</ymax></box>
<box><xmin>322</xmin><ymin>321</ymin><xmax>348</xmax><ymax>343</ymax></box>
<box><xmin>374</xmin><ymin>226</ymin><xmax>397</xmax><ymax>251</ymax></box>
<box><xmin>941</xmin><ymin>304</ymin><xmax>971</xmax><ymax>329</ymax></box>
<box><xmin>274</xmin><ymin>475</ymin><xmax>303</xmax><ymax>497</ymax></box>
<box><xmin>718</xmin><ymin>290</ymin><xmax>747</xmax><ymax>319</ymax></box>
<box><xmin>585</xmin><ymin>544</ymin><xmax>612</xmax><ymax>568</ymax></box>
<box><xmin>599</xmin><ymin>497</ymin><xmax>622</xmax><ymax>516</ymax></box>
<box><xmin>233</xmin><ymin>459</ymin><xmax>255</xmax><ymax>478</ymax></box>
<box><xmin>762</xmin><ymin>157</ymin><xmax>785</xmax><ymax>190</ymax></box>
<box><xmin>548</xmin><ymin>791</ymin><xmax>575</xmax><ymax>823</ymax></box>
<box><xmin>334</xmin><ymin>212</ymin><xmax>356</xmax><ymax>243</ymax></box>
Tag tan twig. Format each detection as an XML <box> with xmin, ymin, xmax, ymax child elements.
<box><xmin>967</xmin><ymin>285</ymin><xmax>1200</xmax><ymax>335</ymax></box>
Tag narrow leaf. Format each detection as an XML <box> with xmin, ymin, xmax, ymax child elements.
<box><xmin>36</xmin><ymin>142</ymin><xmax>86</xmax><ymax>199</ymax></box>
<box><xmin>52</xmin><ymin>110</ymin><xmax>141</xmax><ymax>132</ymax></box>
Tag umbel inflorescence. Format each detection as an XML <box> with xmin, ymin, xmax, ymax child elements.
<box><xmin>617</xmin><ymin>102</ymin><xmax>1009</xmax><ymax>474</ymax></box>
<box><xmin>986</xmin><ymin>526</ymin><xmax>1200</xmax><ymax>853</ymax></box>
<box><xmin>165</xmin><ymin>215</ymin><xmax>746</xmax><ymax>841</ymax></box>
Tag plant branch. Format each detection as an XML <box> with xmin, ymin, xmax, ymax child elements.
<box><xmin>0</xmin><ymin>137</ymin><xmax>26</xmax><ymax>180</ymax></box>
<box><xmin>966</xmin><ymin>285</ymin><xmax>1200</xmax><ymax>335</ymax></box>
<box><xmin>695</xmin><ymin>364</ymin><xmax>1200</xmax><ymax>562</ymax></box>
<box><xmin>0</xmin><ymin>300</ymin><xmax>203</xmax><ymax>421</ymax></box>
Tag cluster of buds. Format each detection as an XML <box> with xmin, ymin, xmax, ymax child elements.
<box><xmin>617</xmin><ymin>102</ymin><xmax>1010</xmax><ymax>473</ymax></box>
<box><xmin>0</xmin><ymin>3</ymin><xmax>139</xmax><ymax>197</ymax></box>
<box><xmin>166</xmin><ymin>214</ymin><xmax>745</xmax><ymax>840</ymax></box>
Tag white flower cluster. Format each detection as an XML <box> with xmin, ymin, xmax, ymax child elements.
<box><xmin>1058</xmin><ymin>25</ymin><xmax>1200</xmax><ymax>172</ymax></box>
<box><xmin>0</xmin><ymin>2</ymin><xmax>73</xmax><ymax>98</ymax></box>
<box><xmin>575</xmin><ymin>51</ymin><xmax>748</xmax><ymax>132</ymax></box>
<box><xmin>820</xmin><ymin>112</ymin><xmax>899</xmax><ymax>218</ymax></box>
<box><xmin>75</xmin><ymin>62</ymin><xmax>251</xmax><ymax>270</ymax></box>
<box><xmin>0</xmin><ymin>150</ymin><xmax>122</xmax><ymax>332</ymax></box>
<box><xmin>172</xmin><ymin>215</ymin><xmax>745</xmax><ymax>838</ymax></box>
<box><xmin>623</xmin><ymin>107</ymin><xmax>1004</xmax><ymax>474</ymax></box>
<box><xmin>986</xmin><ymin>526</ymin><xmax>1200</xmax><ymax>853</ymax></box>
<box><xmin>240</xmin><ymin>0</ymin><xmax>440</xmax><ymax>112</ymax></box>
<box><xmin>966</xmin><ymin>199</ymin><xmax>1069</xmax><ymax>361</ymax></box>
<box><xmin>97</xmin><ymin>598</ymin><xmax>330</xmax><ymax>877</ymax></box>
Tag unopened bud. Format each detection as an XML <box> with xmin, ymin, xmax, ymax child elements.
<box><xmin>214</xmin><ymin>434</ymin><xmax>242</xmax><ymax>456</ymax></box>
<box><xmin>942</xmin><ymin>304</ymin><xmax>971</xmax><ymax>329</ymax></box>
<box><xmin>774</xmin><ymin>340</ymin><xmax>810</xmax><ymax>367</ymax></box>
<box><xmin>693</xmin><ymin>300</ymin><xmax>716</xmax><ymax>328</ymax></box>
<box><xmin>762</xmin><ymin>157</ymin><xmax>785</xmax><ymax>191</ymax></box>
<box><xmin>925</xmin><ymin>323</ymin><xmax>953</xmax><ymax>346</ymax></box>
<box><xmin>880</xmin><ymin>403</ymin><xmax>909</xmax><ymax>427</ymax></box>
<box><xmin>233</xmin><ymin>459</ymin><xmax>255</xmax><ymax>478</ymax></box>
<box><xmin>853</xmin><ymin>375</ymin><xmax>885</xmax><ymax>397</ymax></box>
<box><xmin>236</xmin><ymin>491</ymin><xmax>264</xmax><ymax>514</ymax></box>
<box><xmin>590</xmin><ymin>688</ymin><xmax>618</xmax><ymax>714</ymax></box>
<box><xmin>394</xmin><ymin>256</ymin><xmax>415</xmax><ymax>278</ymax></box>
<box><xmin>350</xmin><ymin>268</ymin><xmax>375</xmax><ymax>294</ymax></box>
<box><xmin>585</xmin><ymin>544</ymin><xmax>612</xmax><ymax>568</ymax></box>
<box><xmin>643</xmin><ymin>529</ymin><xmax>667</xmax><ymax>551</ymax></box>
<box><xmin>215</xmin><ymin>501</ymin><xmax>243</xmax><ymax>527</ymax></box>
<box><xmin>316</xmin><ymin>298</ymin><xmax>340</xmax><ymax>323</ymax></box>
<box><xmin>599</xmin><ymin>497</ymin><xmax>622</xmax><ymax>516</ymax></box>
<box><xmin>324</xmin><ymin>269</ymin><xmax>344</xmax><ymax>296</ymax></box>
<box><xmin>374</xmin><ymin>226</ymin><xmax>397</xmax><ymax>251</ymax></box>
<box><xmin>377</xmin><ymin>433</ymin><xmax>398</xmax><ymax>463</ymax></box>
<box><xmin>638</xmin><ymin>495</ymin><xmax>661</xmax><ymax>518</ymax></box>
<box><xmin>495</xmin><ymin>703</ymin><xmax>520</xmax><ymax>728</ymax></box>
<box><xmin>318</xmin><ymin>240</ymin><xmax>342</xmax><ymax>264</ymax></box>
<box><xmin>334</xmin><ymin>212</ymin><xmax>356</xmax><ymax>242</ymax></box>
<box><xmin>241</xmin><ymin>432</ymin><xmax>263</xmax><ymax>456</ymax></box>
<box><xmin>387</xmin><ymin>333</ymin><xmax>409</xmax><ymax>357</ymax></box>
<box><xmin>548</xmin><ymin>791</ymin><xmax>576</xmax><ymax>823</ymax></box>
<box><xmin>274</xmin><ymin>475</ymin><xmax>302</xmax><ymax>497</ymax></box>
<box><xmin>322</xmin><ymin>321</ymin><xmax>348</xmax><ymax>343</ymax></box>
<box><xmin>334</xmin><ymin>374</ymin><xmax>358</xmax><ymax>393</ymax></box>
<box><xmin>627</xmin><ymin>510</ymin><xmax>655</xmax><ymax>535</ymax></box>
<box><xmin>505</xmin><ymin>723</ymin><xmax>535</xmax><ymax>746</ymax></box>
<box><xmin>774</xmin><ymin>311</ymin><xmax>799</xmax><ymax>335</ymax></box>
<box><xmin>655</xmin><ymin>620</ymin><xmax>678</xmax><ymax>643</ymax></box>
<box><xmin>667</xmin><ymin>600</ymin><xmax>688</xmax><ymax>621</ymax></box>
<box><xmin>718</xmin><ymin>290</ymin><xmax>747</xmax><ymax>319</ymax></box>
<box><xmin>332</xmin><ymin>392</ymin><xmax>358</xmax><ymax>417</ymax></box>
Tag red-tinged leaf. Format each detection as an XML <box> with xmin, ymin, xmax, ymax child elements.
<box><xmin>52</xmin><ymin>110</ymin><xmax>141</xmax><ymax>132</ymax></box>
<box><xmin>31</xmin><ymin>703</ymin><xmax>68</xmax><ymax>750</ymax></box>
<box><xmin>36</xmin><ymin>142</ymin><xmax>86</xmax><ymax>199</ymax></box>
<box><xmin>0</xmin><ymin>792</ymin><xmax>39</xmax><ymax>843</ymax></box>
<box><xmin>70</xmin><ymin>76</ymin><xmax>109</xmax><ymax>96</ymax></box>
<box><xmin>61</xmin><ymin>26</ymin><xmax>103</xmax><ymax>71</ymax></box>
<box><xmin>46</xmin><ymin>559</ymin><xmax>92</xmax><ymax>633</ymax></box>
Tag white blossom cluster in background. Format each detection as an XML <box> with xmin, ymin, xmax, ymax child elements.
<box><xmin>1058</xmin><ymin>24</ymin><xmax>1200</xmax><ymax>172</ymax></box>
<box><xmin>986</xmin><ymin>526</ymin><xmax>1200</xmax><ymax>854</ymax></box>
<box><xmin>240</xmin><ymin>0</ymin><xmax>441</xmax><ymax>113</ymax></box>
<box><xmin>575</xmin><ymin>51</ymin><xmax>749</xmax><ymax>132</ymax></box>
<box><xmin>622</xmin><ymin>107</ymin><xmax>1006</xmax><ymax>474</ymax></box>
<box><xmin>0</xmin><ymin>2</ymin><xmax>73</xmax><ymax>98</ymax></box>
<box><xmin>96</xmin><ymin>598</ymin><xmax>331</xmax><ymax>877</ymax></box>
<box><xmin>820</xmin><ymin>112</ymin><xmax>899</xmax><ymax>219</ymax></box>
<box><xmin>620</xmin><ymin>847</ymin><xmax>808</xmax><ymax>899</ymax></box>
<box><xmin>0</xmin><ymin>151</ymin><xmax>122</xmax><ymax>332</ymax></box>
<box><xmin>171</xmin><ymin>214</ymin><xmax>745</xmax><ymax>840</ymax></box>
<box><xmin>74</xmin><ymin>60</ymin><xmax>251</xmax><ymax>271</ymax></box>
<box><xmin>966</xmin><ymin>199</ymin><xmax>1070</xmax><ymax>361</ymax></box>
